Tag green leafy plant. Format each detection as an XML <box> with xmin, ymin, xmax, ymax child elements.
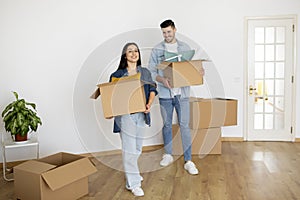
<box><xmin>1</xmin><ymin>91</ymin><xmax>42</xmax><ymax>137</ymax></box>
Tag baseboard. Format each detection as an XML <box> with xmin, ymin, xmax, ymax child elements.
<box><xmin>221</xmin><ymin>137</ymin><xmax>244</xmax><ymax>142</ymax></box>
<box><xmin>142</xmin><ymin>144</ymin><xmax>164</xmax><ymax>152</ymax></box>
<box><xmin>0</xmin><ymin>139</ymin><xmax>245</xmax><ymax>168</ymax></box>
<box><xmin>294</xmin><ymin>138</ymin><xmax>300</xmax><ymax>142</ymax></box>
<box><xmin>81</xmin><ymin>144</ymin><xmax>164</xmax><ymax>158</ymax></box>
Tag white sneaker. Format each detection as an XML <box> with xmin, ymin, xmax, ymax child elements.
<box><xmin>160</xmin><ymin>154</ymin><xmax>174</xmax><ymax>167</ymax></box>
<box><xmin>184</xmin><ymin>161</ymin><xmax>199</xmax><ymax>175</ymax></box>
<box><xmin>131</xmin><ymin>187</ymin><xmax>144</xmax><ymax>196</ymax></box>
<box><xmin>140</xmin><ymin>176</ymin><xmax>144</xmax><ymax>182</ymax></box>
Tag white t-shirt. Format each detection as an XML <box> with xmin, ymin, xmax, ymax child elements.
<box><xmin>165</xmin><ymin>42</ymin><xmax>181</xmax><ymax>96</ymax></box>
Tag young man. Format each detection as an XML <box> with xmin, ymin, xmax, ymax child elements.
<box><xmin>148</xmin><ymin>19</ymin><xmax>201</xmax><ymax>175</ymax></box>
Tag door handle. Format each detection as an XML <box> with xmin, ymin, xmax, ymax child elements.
<box><xmin>249</xmin><ymin>85</ymin><xmax>256</xmax><ymax>95</ymax></box>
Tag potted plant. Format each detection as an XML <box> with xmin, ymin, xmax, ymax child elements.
<box><xmin>1</xmin><ymin>91</ymin><xmax>42</xmax><ymax>142</ymax></box>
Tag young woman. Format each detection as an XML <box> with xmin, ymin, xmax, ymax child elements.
<box><xmin>109</xmin><ymin>42</ymin><xmax>157</xmax><ymax>196</ymax></box>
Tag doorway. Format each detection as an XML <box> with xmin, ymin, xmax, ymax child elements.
<box><xmin>245</xmin><ymin>16</ymin><xmax>296</xmax><ymax>141</ymax></box>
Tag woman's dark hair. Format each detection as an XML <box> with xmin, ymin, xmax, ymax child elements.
<box><xmin>117</xmin><ymin>42</ymin><xmax>141</xmax><ymax>70</ymax></box>
<box><xmin>160</xmin><ymin>19</ymin><xmax>176</xmax><ymax>29</ymax></box>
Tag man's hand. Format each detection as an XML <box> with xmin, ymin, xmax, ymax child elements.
<box><xmin>156</xmin><ymin>75</ymin><xmax>171</xmax><ymax>89</ymax></box>
<box><xmin>199</xmin><ymin>68</ymin><xmax>205</xmax><ymax>76</ymax></box>
<box><xmin>162</xmin><ymin>77</ymin><xmax>171</xmax><ymax>89</ymax></box>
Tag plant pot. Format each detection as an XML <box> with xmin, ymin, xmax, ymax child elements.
<box><xmin>15</xmin><ymin>133</ymin><xmax>28</xmax><ymax>142</ymax></box>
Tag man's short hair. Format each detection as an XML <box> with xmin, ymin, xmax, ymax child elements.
<box><xmin>160</xmin><ymin>19</ymin><xmax>176</xmax><ymax>29</ymax></box>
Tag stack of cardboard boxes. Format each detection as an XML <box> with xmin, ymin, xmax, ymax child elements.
<box><xmin>173</xmin><ymin>98</ymin><xmax>238</xmax><ymax>155</ymax></box>
<box><xmin>158</xmin><ymin>60</ymin><xmax>238</xmax><ymax>155</ymax></box>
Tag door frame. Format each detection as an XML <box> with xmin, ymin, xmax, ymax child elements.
<box><xmin>243</xmin><ymin>15</ymin><xmax>297</xmax><ymax>141</ymax></box>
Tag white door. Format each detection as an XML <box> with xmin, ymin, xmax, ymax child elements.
<box><xmin>246</xmin><ymin>17</ymin><xmax>295</xmax><ymax>141</ymax></box>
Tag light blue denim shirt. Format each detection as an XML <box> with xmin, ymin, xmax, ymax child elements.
<box><xmin>148</xmin><ymin>39</ymin><xmax>191</xmax><ymax>99</ymax></box>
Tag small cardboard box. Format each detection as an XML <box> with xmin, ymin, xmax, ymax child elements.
<box><xmin>91</xmin><ymin>78</ymin><xmax>146</xmax><ymax>118</ymax></box>
<box><xmin>172</xmin><ymin>125</ymin><xmax>221</xmax><ymax>155</ymax></box>
<box><xmin>14</xmin><ymin>152</ymin><xmax>97</xmax><ymax>200</ymax></box>
<box><xmin>190</xmin><ymin>98</ymin><xmax>238</xmax><ymax>129</ymax></box>
<box><xmin>157</xmin><ymin>60</ymin><xmax>204</xmax><ymax>88</ymax></box>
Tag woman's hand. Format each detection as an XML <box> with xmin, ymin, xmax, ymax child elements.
<box><xmin>144</xmin><ymin>91</ymin><xmax>156</xmax><ymax>114</ymax></box>
<box><xmin>144</xmin><ymin>104</ymin><xmax>151</xmax><ymax>113</ymax></box>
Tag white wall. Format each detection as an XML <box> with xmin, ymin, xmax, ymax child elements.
<box><xmin>0</xmin><ymin>0</ymin><xmax>299</xmax><ymax>161</ymax></box>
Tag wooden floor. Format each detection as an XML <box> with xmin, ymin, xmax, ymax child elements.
<box><xmin>1</xmin><ymin>141</ymin><xmax>300</xmax><ymax>200</ymax></box>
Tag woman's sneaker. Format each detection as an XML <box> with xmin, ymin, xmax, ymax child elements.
<box><xmin>160</xmin><ymin>154</ymin><xmax>174</xmax><ymax>167</ymax></box>
<box><xmin>131</xmin><ymin>187</ymin><xmax>144</xmax><ymax>196</ymax></box>
<box><xmin>184</xmin><ymin>161</ymin><xmax>199</xmax><ymax>175</ymax></box>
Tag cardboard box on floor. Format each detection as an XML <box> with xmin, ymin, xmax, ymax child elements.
<box><xmin>157</xmin><ymin>60</ymin><xmax>204</xmax><ymax>88</ymax></box>
<box><xmin>14</xmin><ymin>152</ymin><xmax>97</xmax><ymax>200</ymax></box>
<box><xmin>172</xmin><ymin>125</ymin><xmax>221</xmax><ymax>155</ymax></box>
<box><xmin>190</xmin><ymin>98</ymin><xmax>238</xmax><ymax>129</ymax></box>
<box><xmin>90</xmin><ymin>76</ymin><xmax>146</xmax><ymax>119</ymax></box>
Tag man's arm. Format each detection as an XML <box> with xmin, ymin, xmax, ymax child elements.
<box><xmin>148</xmin><ymin>48</ymin><xmax>171</xmax><ymax>88</ymax></box>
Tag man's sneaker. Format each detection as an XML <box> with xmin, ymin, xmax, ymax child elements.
<box><xmin>160</xmin><ymin>154</ymin><xmax>174</xmax><ymax>167</ymax></box>
<box><xmin>131</xmin><ymin>187</ymin><xmax>144</xmax><ymax>196</ymax></box>
<box><xmin>184</xmin><ymin>161</ymin><xmax>199</xmax><ymax>175</ymax></box>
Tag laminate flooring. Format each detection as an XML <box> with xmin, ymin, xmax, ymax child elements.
<box><xmin>1</xmin><ymin>142</ymin><xmax>300</xmax><ymax>200</ymax></box>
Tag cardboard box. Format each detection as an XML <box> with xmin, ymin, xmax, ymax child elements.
<box><xmin>91</xmin><ymin>78</ymin><xmax>146</xmax><ymax>118</ymax></box>
<box><xmin>172</xmin><ymin>125</ymin><xmax>221</xmax><ymax>155</ymax></box>
<box><xmin>157</xmin><ymin>60</ymin><xmax>204</xmax><ymax>88</ymax></box>
<box><xmin>190</xmin><ymin>98</ymin><xmax>238</xmax><ymax>129</ymax></box>
<box><xmin>14</xmin><ymin>152</ymin><xmax>97</xmax><ymax>200</ymax></box>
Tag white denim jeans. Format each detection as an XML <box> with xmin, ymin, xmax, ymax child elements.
<box><xmin>120</xmin><ymin>113</ymin><xmax>145</xmax><ymax>189</ymax></box>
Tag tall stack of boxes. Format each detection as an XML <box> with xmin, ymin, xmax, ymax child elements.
<box><xmin>159</xmin><ymin>59</ymin><xmax>238</xmax><ymax>156</ymax></box>
<box><xmin>173</xmin><ymin>98</ymin><xmax>238</xmax><ymax>155</ymax></box>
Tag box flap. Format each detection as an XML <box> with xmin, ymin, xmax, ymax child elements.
<box><xmin>191</xmin><ymin>97</ymin><xmax>237</xmax><ymax>101</ymax></box>
<box><xmin>91</xmin><ymin>73</ymin><xmax>152</xmax><ymax>101</ymax></box>
<box><xmin>111</xmin><ymin>72</ymin><xmax>141</xmax><ymax>82</ymax></box>
<box><xmin>14</xmin><ymin>160</ymin><xmax>56</xmax><ymax>174</ymax></box>
<box><xmin>38</xmin><ymin>152</ymin><xmax>83</xmax><ymax>165</ymax></box>
<box><xmin>41</xmin><ymin>157</ymin><xmax>97</xmax><ymax>191</ymax></box>
<box><xmin>214</xmin><ymin>97</ymin><xmax>238</xmax><ymax>101</ymax></box>
<box><xmin>90</xmin><ymin>88</ymin><xmax>101</xmax><ymax>99</ymax></box>
<box><xmin>157</xmin><ymin>61</ymin><xmax>171</xmax><ymax>69</ymax></box>
<box><xmin>157</xmin><ymin>59</ymin><xmax>208</xmax><ymax>70</ymax></box>
<box><xmin>189</xmin><ymin>97</ymin><xmax>204</xmax><ymax>102</ymax></box>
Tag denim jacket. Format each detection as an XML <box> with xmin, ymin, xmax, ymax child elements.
<box><xmin>109</xmin><ymin>66</ymin><xmax>158</xmax><ymax>133</ymax></box>
<box><xmin>148</xmin><ymin>39</ymin><xmax>191</xmax><ymax>99</ymax></box>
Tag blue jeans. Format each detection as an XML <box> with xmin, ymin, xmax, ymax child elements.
<box><xmin>159</xmin><ymin>95</ymin><xmax>192</xmax><ymax>161</ymax></box>
<box><xmin>120</xmin><ymin>113</ymin><xmax>144</xmax><ymax>190</ymax></box>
